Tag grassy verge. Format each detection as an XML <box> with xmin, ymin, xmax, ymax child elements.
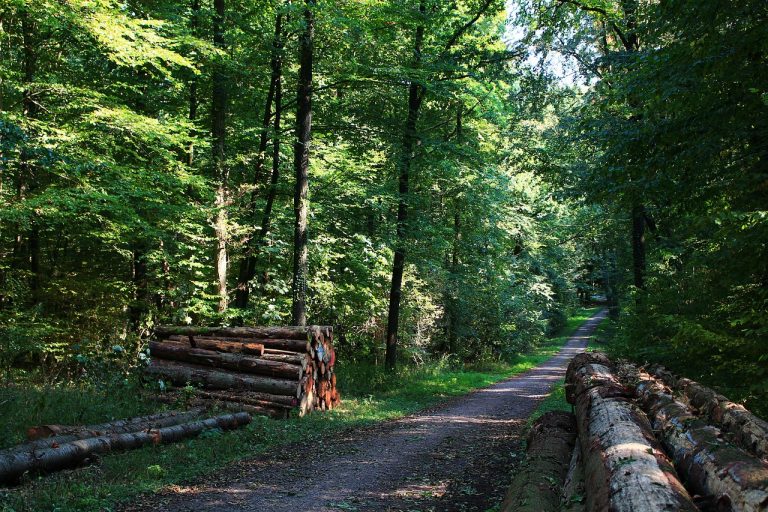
<box><xmin>0</xmin><ymin>307</ymin><xmax>601</xmax><ymax>512</ymax></box>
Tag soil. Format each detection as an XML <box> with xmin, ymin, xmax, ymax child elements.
<box><xmin>123</xmin><ymin>310</ymin><xmax>607</xmax><ymax>512</ymax></box>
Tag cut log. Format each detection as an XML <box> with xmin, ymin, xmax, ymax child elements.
<box><xmin>500</xmin><ymin>411</ymin><xmax>577</xmax><ymax>512</ymax></box>
<box><xmin>164</xmin><ymin>336</ymin><xmax>265</xmax><ymax>356</ymax></box>
<box><xmin>150</xmin><ymin>341</ymin><xmax>302</xmax><ymax>380</ymax></box>
<box><xmin>156</xmin><ymin>325</ymin><xmax>328</xmax><ymax>341</ymax></box>
<box><xmin>630</xmin><ymin>367</ymin><xmax>768</xmax><ymax>511</ymax></box>
<box><xmin>167</xmin><ymin>334</ymin><xmax>308</xmax><ymax>353</ymax></box>
<box><xmin>145</xmin><ymin>359</ymin><xmax>301</xmax><ymax>397</ymax></box>
<box><xmin>648</xmin><ymin>365</ymin><xmax>768</xmax><ymax>462</ymax></box>
<box><xmin>25</xmin><ymin>409</ymin><xmax>203</xmax><ymax>441</ymax></box>
<box><xmin>566</xmin><ymin>353</ymin><xmax>697</xmax><ymax>512</ymax></box>
<box><xmin>153</xmin><ymin>395</ymin><xmax>288</xmax><ymax>419</ymax></box>
<box><xmin>0</xmin><ymin>412</ymin><xmax>251</xmax><ymax>484</ymax></box>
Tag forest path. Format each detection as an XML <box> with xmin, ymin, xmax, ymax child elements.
<box><xmin>126</xmin><ymin>309</ymin><xmax>607</xmax><ymax>512</ymax></box>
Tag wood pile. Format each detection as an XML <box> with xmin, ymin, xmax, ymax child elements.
<box><xmin>0</xmin><ymin>410</ymin><xmax>251</xmax><ymax>485</ymax></box>
<box><xmin>543</xmin><ymin>351</ymin><xmax>768</xmax><ymax>512</ymax></box>
<box><xmin>146</xmin><ymin>325</ymin><xmax>340</xmax><ymax>418</ymax></box>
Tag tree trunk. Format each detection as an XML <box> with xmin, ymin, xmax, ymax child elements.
<box><xmin>194</xmin><ymin>389</ymin><xmax>297</xmax><ymax>408</ymax></box>
<box><xmin>499</xmin><ymin>412</ymin><xmax>577</xmax><ymax>512</ymax></box>
<box><xmin>156</xmin><ymin>324</ymin><xmax>321</xmax><ymax>341</ymax></box>
<box><xmin>0</xmin><ymin>413</ymin><xmax>250</xmax><ymax>484</ymax></box>
<box><xmin>631</xmin><ymin>203</ymin><xmax>646</xmax><ymax>291</ymax></box>
<box><xmin>20</xmin><ymin>8</ymin><xmax>40</xmax><ymax>305</ymax></box>
<box><xmin>212</xmin><ymin>0</ymin><xmax>229</xmax><ymax>313</ymax></box>
<box><xmin>647</xmin><ymin>365</ymin><xmax>768</xmax><ymax>463</ymax></box>
<box><xmin>150</xmin><ymin>341</ymin><xmax>303</xmax><ymax>379</ymax></box>
<box><xmin>146</xmin><ymin>359</ymin><xmax>301</xmax><ymax>396</ymax></box>
<box><xmin>385</xmin><ymin>0</ymin><xmax>425</xmax><ymax>370</ymax></box>
<box><xmin>163</xmin><ymin>335</ymin><xmax>265</xmax><ymax>355</ymax></box>
<box><xmin>187</xmin><ymin>0</ymin><xmax>200</xmax><ymax>166</ymax></box>
<box><xmin>235</xmin><ymin>9</ymin><xmax>285</xmax><ymax>310</ymax></box>
<box><xmin>565</xmin><ymin>353</ymin><xmax>697</xmax><ymax>512</ymax></box>
<box><xmin>630</xmin><ymin>368</ymin><xmax>768</xmax><ymax>511</ymax></box>
<box><xmin>291</xmin><ymin>0</ymin><xmax>315</xmax><ymax>327</ymax></box>
<box><xmin>22</xmin><ymin>409</ymin><xmax>203</xmax><ymax>444</ymax></box>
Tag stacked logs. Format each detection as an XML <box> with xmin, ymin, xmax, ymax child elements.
<box><xmin>146</xmin><ymin>325</ymin><xmax>340</xmax><ymax>418</ymax></box>
<box><xmin>561</xmin><ymin>352</ymin><xmax>768</xmax><ymax>512</ymax></box>
<box><xmin>0</xmin><ymin>410</ymin><xmax>251</xmax><ymax>484</ymax></box>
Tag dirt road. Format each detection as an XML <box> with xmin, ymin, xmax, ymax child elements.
<box><xmin>127</xmin><ymin>310</ymin><xmax>607</xmax><ymax>512</ymax></box>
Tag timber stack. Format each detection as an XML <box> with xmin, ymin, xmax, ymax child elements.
<box><xmin>146</xmin><ymin>325</ymin><xmax>340</xmax><ymax>418</ymax></box>
<box><xmin>501</xmin><ymin>351</ymin><xmax>768</xmax><ymax>512</ymax></box>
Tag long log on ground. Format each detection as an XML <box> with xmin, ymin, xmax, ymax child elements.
<box><xmin>0</xmin><ymin>412</ymin><xmax>251</xmax><ymax>485</ymax></box>
<box><xmin>166</xmin><ymin>334</ymin><xmax>308</xmax><ymax>353</ymax></box>
<box><xmin>628</xmin><ymin>366</ymin><xmax>768</xmax><ymax>511</ymax></box>
<box><xmin>157</xmin><ymin>325</ymin><xmax>329</xmax><ymax>341</ymax></box>
<box><xmin>25</xmin><ymin>409</ymin><xmax>203</xmax><ymax>441</ymax></box>
<box><xmin>150</xmin><ymin>341</ymin><xmax>302</xmax><ymax>380</ymax></box>
<box><xmin>145</xmin><ymin>359</ymin><xmax>301</xmax><ymax>397</ymax></box>
<box><xmin>566</xmin><ymin>353</ymin><xmax>697</xmax><ymax>512</ymax></box>
<box><xmin>649</xmin><ymin>365</ymin><xmax>768</xmax><ymax>462</ymax></box>
<box><xmin>164</xmin><ymin>336</ymin><xmax>265</xmax><ymax>356</ymax></box>
<box><xmin>499</xmin><ymin>411</ymin><xmax>577</xmax><ymax>512</ymax></box>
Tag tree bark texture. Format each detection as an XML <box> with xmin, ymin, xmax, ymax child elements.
<box><xmin>149</xmin><ymin>341</ymin><xmax>303</xmax><ymax>379</ymax></box>
<box><xmin>146</xmin><ymin>358</ymin><xmax>301</xmax><ymax>396</ymax></box>
<box><xmin>385</xmin><ymin>0</ymin><xmax>425</xmax><ymax>370</ymax></box>
<box><xmin>291</xmin><ymin>0</ymin><xmax>315</xmax><ymax>326</ymax></box>
<box><xmin>0</xmin><ymin>413</ymin><xmax>250</xmax><ymax>484</ymax></box>
<box><xmin>499</xmin><ymin>411</ymin><xmax>577</xmax><ymax>512</ymax></box>
<box><xmin>565</xmin><ymin>353</ymin><xmax>697</xmax><ymax>512</ymax></box>
<box><xmin>648</xmin><ymin>364</ymin><xmax>768</xmax><ymax>461</ymax></box>
<box><xmin>629</xmin><ymin>366</ymin><xmax>768</xmax><ymax>511</ymax></box>
<box><xmin>212</xmin><ymin>0</ymin><xmax>229</xmax><ymax>313</ymax></box>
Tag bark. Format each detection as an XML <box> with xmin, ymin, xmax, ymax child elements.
<box><xmin>0</xmin><ymin>413</ymin><xmax>250</xmax><ymax>484</ymax></box>
<box><xmin>291</xmin><ymin>0</ymin><xmax>315</xmax><ymax>326</ymax></box>
<box><xmin>566</xmin><ymin>353</ymin><xmax>697</xmax><ymax>512</ymax></box>
<box><xmin>212</xmin><ymin>0</ymin><xmax>229</xmax><ymax>313</ymax></box>
<box><xmin>187</xmin><ymin>0</ymin><xmax>200</xmax><ymax>166</ymax></box>
<box><xmin>167</xmin><ymin>334</ymin><xmax>308</xmax><ymax>353</ymax></box>
<box><xmin>150</xmin><ymin>341</ymin><xmax>303</xmax><ymax>379</ymax></box>
<box><xmin>164</xmin><ymin>335</ymin><xmax>265</xmax><ymax>356</ymax></box>
<box><xmin>25</xmin><ymin>409</ymin><xmax>203</xmax><ymax>441</ymax></box>
<box><xmin>235</xmin><ymin>9</ymin><xmax>284</xmax><ymax>309</ymax></box>
<box><xmin>499</xmin><ymin>412</ymin><xmax>577</xmax><ymax>512</ymax></box>
<box><xmin>194</xmin><ymin>389</ymin><xmax>296</xmax><ymax>408</ymax></box>
<box><xmin>154</xmin><ymin>395</ymin><xmax>287</xmax><ymax>419</ymax></box>
<box><xmin>631</xmin><ymin>368</ymin><xmax>768</xmax><ymax>511</ymax></box>
<box><xmin>385</xmin><ymin>0</ymin><xmax>425</xmax><ymax>370</ymax></box>
<box><xmin>648</xmin><ymin>365</ymin><xmax>768</xmax><ymax>461</ymax></box>
<box><xmin>156</xmin><ymin>324</ymin><xmax>324</xmax><ymax>342</ymax></box>
<box><xmin>631</xmin><ymin>203</ymin><xmax>646</xmax><ymax>291</ymax></box>
<box><xmin>146</xmin><ymin>359</ymin><xmax>301</xmax><ymax>397</ymax></box>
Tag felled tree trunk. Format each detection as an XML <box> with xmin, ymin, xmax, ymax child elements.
<box><xmin>0</xmin><ymin>412</ymin><xmax>251</xmax><ymax>484</ymax></box>
<box><xmin>630</xmin><ymin>367</ymin><xmax>768</xmax><ymax>511</ymax></box>
<box><xmin>649</xmin><ymin>365</ymin><xmax>768</xmax><ymax>461</ymax></box>
<box><xmin>156</xmin><ymin>325</ymin><xmax>323</xmax><ymax>341</ymax></box>
<box><xmin>150</xmin><ymin>342</ymin><xmax>302</xmax><ymax>380</ymax></box>
<box><xmin>145</xmin><ymin>359</ymin><xmax>301</xmax><ymax>397</ymax></box>
<box><xmin>499</xmin><ymin>411</ymin><xmax>577</xmax><ymax>512</ymax></box>
<box><xmin>566</xmin><ymin>353</ymin><xmax>697</xmax><ymax>512</ymax></box>
<box><xmin>25</xmin><ymin>409</ymin><xmax>202</xmax><ymax>440</ymax></box>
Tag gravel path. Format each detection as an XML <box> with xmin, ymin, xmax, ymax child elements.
<box><xmin>127</xmin><ymin>309</ymin><xmax>607</xmax><ymax>512</ymax></box>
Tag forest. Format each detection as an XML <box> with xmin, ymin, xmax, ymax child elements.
<box><xmin>0</xmin><ymin>0</ymin><xmax>766</xmax><ymax>506</ymax></box>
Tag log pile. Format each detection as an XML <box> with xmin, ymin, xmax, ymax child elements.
<box><xmin>147</xmin><ymin>325</ymin><xmax>340</xmax><ymax>417</ymax></box>
<box><xmin>548</xmin><ymin>351</ymin><xmax>768</xmax><ymax>512</ymax></box>
<box><xmin>0</xmin><ymin>410</ymin><xmax>251</xmax><ymax>485</ymax></box>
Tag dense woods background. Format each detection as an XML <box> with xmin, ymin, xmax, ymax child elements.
<box><xmin>0</xmin><ymin>0</ymin><xmax>766</xmax><ymax>414</ymax></box>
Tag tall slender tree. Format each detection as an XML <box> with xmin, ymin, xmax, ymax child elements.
<box><xmin>291</xmin><ymin>0</ymin><xmax>314</xmax><ymax>326</ymax></box>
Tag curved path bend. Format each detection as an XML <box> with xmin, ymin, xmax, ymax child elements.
<box><xmin>127</xmin><ymin>309</ymin><xmax>607</xmax><ymax>512</ymax></box>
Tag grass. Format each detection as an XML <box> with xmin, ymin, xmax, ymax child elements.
<box><xmin>0</xmin><ymin>306</ymin><xmax>602</xmax><ymax>512</ymax></box>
